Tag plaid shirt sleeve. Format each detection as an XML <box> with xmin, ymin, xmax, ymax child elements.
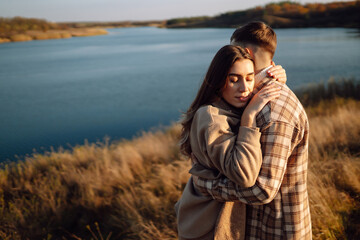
<box><xmin>193</xmin><ymin>120</ymin><xmax>301</xmax><ymax>205</ymax></box>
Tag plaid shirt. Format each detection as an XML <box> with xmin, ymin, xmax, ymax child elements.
<box><xmin>193</xmin><ymin>73</ymin><xmax>312</xmax><ymax>239</ymax></box>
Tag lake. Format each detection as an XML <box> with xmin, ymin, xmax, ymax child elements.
<box><xmin>0</xmin><ymin>27</ymin><xmax>359</xmax><ymax>162</ymax></box>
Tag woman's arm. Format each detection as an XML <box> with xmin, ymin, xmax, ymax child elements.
<box><xmin>191</xmin><ymin>83</ymin><xmax>276</xmax><ymax>189</ymax></box>
<box><xmin>190</xmin><ymin>105</ymin><xmax>263</xmax><ymax>188</ymax></box>
<box><xmin>267</xmin><ymin>63</ymin><xmax>287</xmax><ymax>84</ymax></box>
<box><xmin>197</xmin><ymin>84</ymin><xmax>280</xmax><ymax>187</ymax></box>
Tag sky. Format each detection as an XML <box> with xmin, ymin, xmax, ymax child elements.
<box><xmin>0</xmin><ymin>0</ymin><xmax>352</xmax><ymax>22</ymax></box>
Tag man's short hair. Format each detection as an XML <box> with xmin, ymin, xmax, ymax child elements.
<box><xmin>231</xmin><ymin>21</ymin><xmax>277</xmax><ymax>58</ymax></box>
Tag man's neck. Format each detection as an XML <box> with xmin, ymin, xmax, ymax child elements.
<box><xmin>254</xmin><ymin>54</ymin><xmax>272</xmax><ymax>87</ymax></box>
<box><xmin>252</xmin><ymin>48</ymin><xmax>272</xmax><ymax>74</ymax></box>
<box><xmin>255</xmin><ymin>65</ymin><xmax>271</xmax><ymax>75</ymax></box>
<box><xmin>254</xmin><ymin>58</ymin><xmax>272</xmax><ymax>75</ymax></box>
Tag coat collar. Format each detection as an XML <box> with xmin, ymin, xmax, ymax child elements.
<box><xmin>211</xmin><ymin>98</ymin><xmax>244</xmax><ymax>116</ymax></box>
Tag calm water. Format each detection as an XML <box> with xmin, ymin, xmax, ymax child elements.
<box><xmin>0</xmin><ymin>27</ymin><xmax>359</xmax><ymax>162</ymax></box>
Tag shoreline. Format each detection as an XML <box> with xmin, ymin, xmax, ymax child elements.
<box><xmin>0</xmin><ymin>28</ymin><xmax>108</xmax><ymax>44</ymax></box>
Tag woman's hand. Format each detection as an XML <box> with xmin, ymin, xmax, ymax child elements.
<box><xmin>267</xmin><ymin>62</ymin><xmax>287</xmax><ymax>84</ymax></box>
<box><xmin>241</xmin><ymin>83</ymin><xmax>281</xmax><ymax>127</ymax></box>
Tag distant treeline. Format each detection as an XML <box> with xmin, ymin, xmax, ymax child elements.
<box><xmin>1</xmin><ymin>1</ymin><xmax>359</xmax><ymax>43</ymax></box>
<box><xmin>166</xmin><ymin>1</ymin><xmax>360</xmax><ymax>28</ymax></box>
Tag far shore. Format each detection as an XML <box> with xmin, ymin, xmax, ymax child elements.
<box><xmin>0</xmin><ymin>28</ymin><xmax>108</xmax><ymax>44</ymax></box>
<box><xmin>2</xmin><ymin>1</ymin><xmax>358</xmax><ymax>44</ymax></box>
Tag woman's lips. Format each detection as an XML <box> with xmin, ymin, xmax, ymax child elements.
<box><xmin>237</xmin><ymin>95</ymin><xmax>250</xmax><ymax>102</ymax></box>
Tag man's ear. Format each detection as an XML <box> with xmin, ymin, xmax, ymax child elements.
<box><xmin>245</xmin><ymin>47</ymin><xmax>251</xmax><ymax>55</ymax></box>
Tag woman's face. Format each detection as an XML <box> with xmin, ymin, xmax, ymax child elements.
<box><xmin>222</xmin><ymin>59</ymin><xmax>255</xmax><ymax>108</ymax></box>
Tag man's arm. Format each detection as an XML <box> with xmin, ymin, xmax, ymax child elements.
<box><xmin>193</xmin><ymin>120</ymin><xmax>301</xmax><ymax>205</ymax></box>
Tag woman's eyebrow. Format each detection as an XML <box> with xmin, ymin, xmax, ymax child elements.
<box><xmin>228</xmin><ymin>72</ymin><xmax>255</xmax><ymax>77</ymax></box>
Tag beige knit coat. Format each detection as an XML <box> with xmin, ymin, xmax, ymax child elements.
<box><xmin>175</xmin><ymin>99</ymin><xmax>263</xmax><ymax>240</ymax></box>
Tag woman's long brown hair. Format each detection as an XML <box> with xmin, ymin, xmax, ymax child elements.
<box><xmin>179</xmin><ymin>45</ymin><xmax>253</xmax><ymax>157</ymax></box>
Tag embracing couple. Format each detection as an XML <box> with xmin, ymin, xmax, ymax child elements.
<box><xmin>175</xmin><ymin>22</ymin><xmax>312</xmax><ymax>240</ymax></box>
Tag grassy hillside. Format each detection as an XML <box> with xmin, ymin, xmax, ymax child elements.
<box><xmin>0</xmin><ymin>17</ymin><xmax>108</xmax><ymax>44</ymax></box>
<box><xmin>0</xmin><ymin>79</ymin><xmax>360</xmax><ymax>239</ymax></box>
<box><xmin>166</xmin><ymin>1</ymin><xmax>360</xmax><ymax>28</ymax></box>
<box><xmin>0</xmin><ymin>17</ymin><xmax>167</xmax><ymax>44</ymax></box>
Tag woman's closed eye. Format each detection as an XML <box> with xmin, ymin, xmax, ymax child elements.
<box><xmin>246</xmin><ymin>76</ymin><xmax>254</xmax><ymax>82</ymax></box>
<box><xmin>229</xmin><ymin>73</ymin><xmax>254</xmax><ymax>83</ymax></box>
<box><xmin>229</xmin><ymin>75</ymin><xmax>239</xmax><ymax>83</ymax></box>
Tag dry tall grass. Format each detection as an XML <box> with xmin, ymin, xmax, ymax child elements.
<box><xmin>306</xmin><ymin>99</ymin><xmax>360</xmax><ymax>239</ymax></box>
<box><xmin>0</xmin><ymin>97</ymin><xmax>359</xmax><ymax>239</ymax></box>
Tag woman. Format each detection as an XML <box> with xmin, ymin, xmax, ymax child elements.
<box><xmin>175</xmin><ymin>45</ymin><xmax>283</xmax><ymax>240</ymax></box>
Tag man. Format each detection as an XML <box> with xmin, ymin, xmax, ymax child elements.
<box><xmin>192</xmin><ymin>21</ymin><xmax>312</xmax><ymax>239</ymax></box>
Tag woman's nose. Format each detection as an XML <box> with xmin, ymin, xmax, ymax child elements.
<box><xmin>238</xmin><ymin>80</ymin><xmax>246</xmax><ymax>92</ymax></box>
